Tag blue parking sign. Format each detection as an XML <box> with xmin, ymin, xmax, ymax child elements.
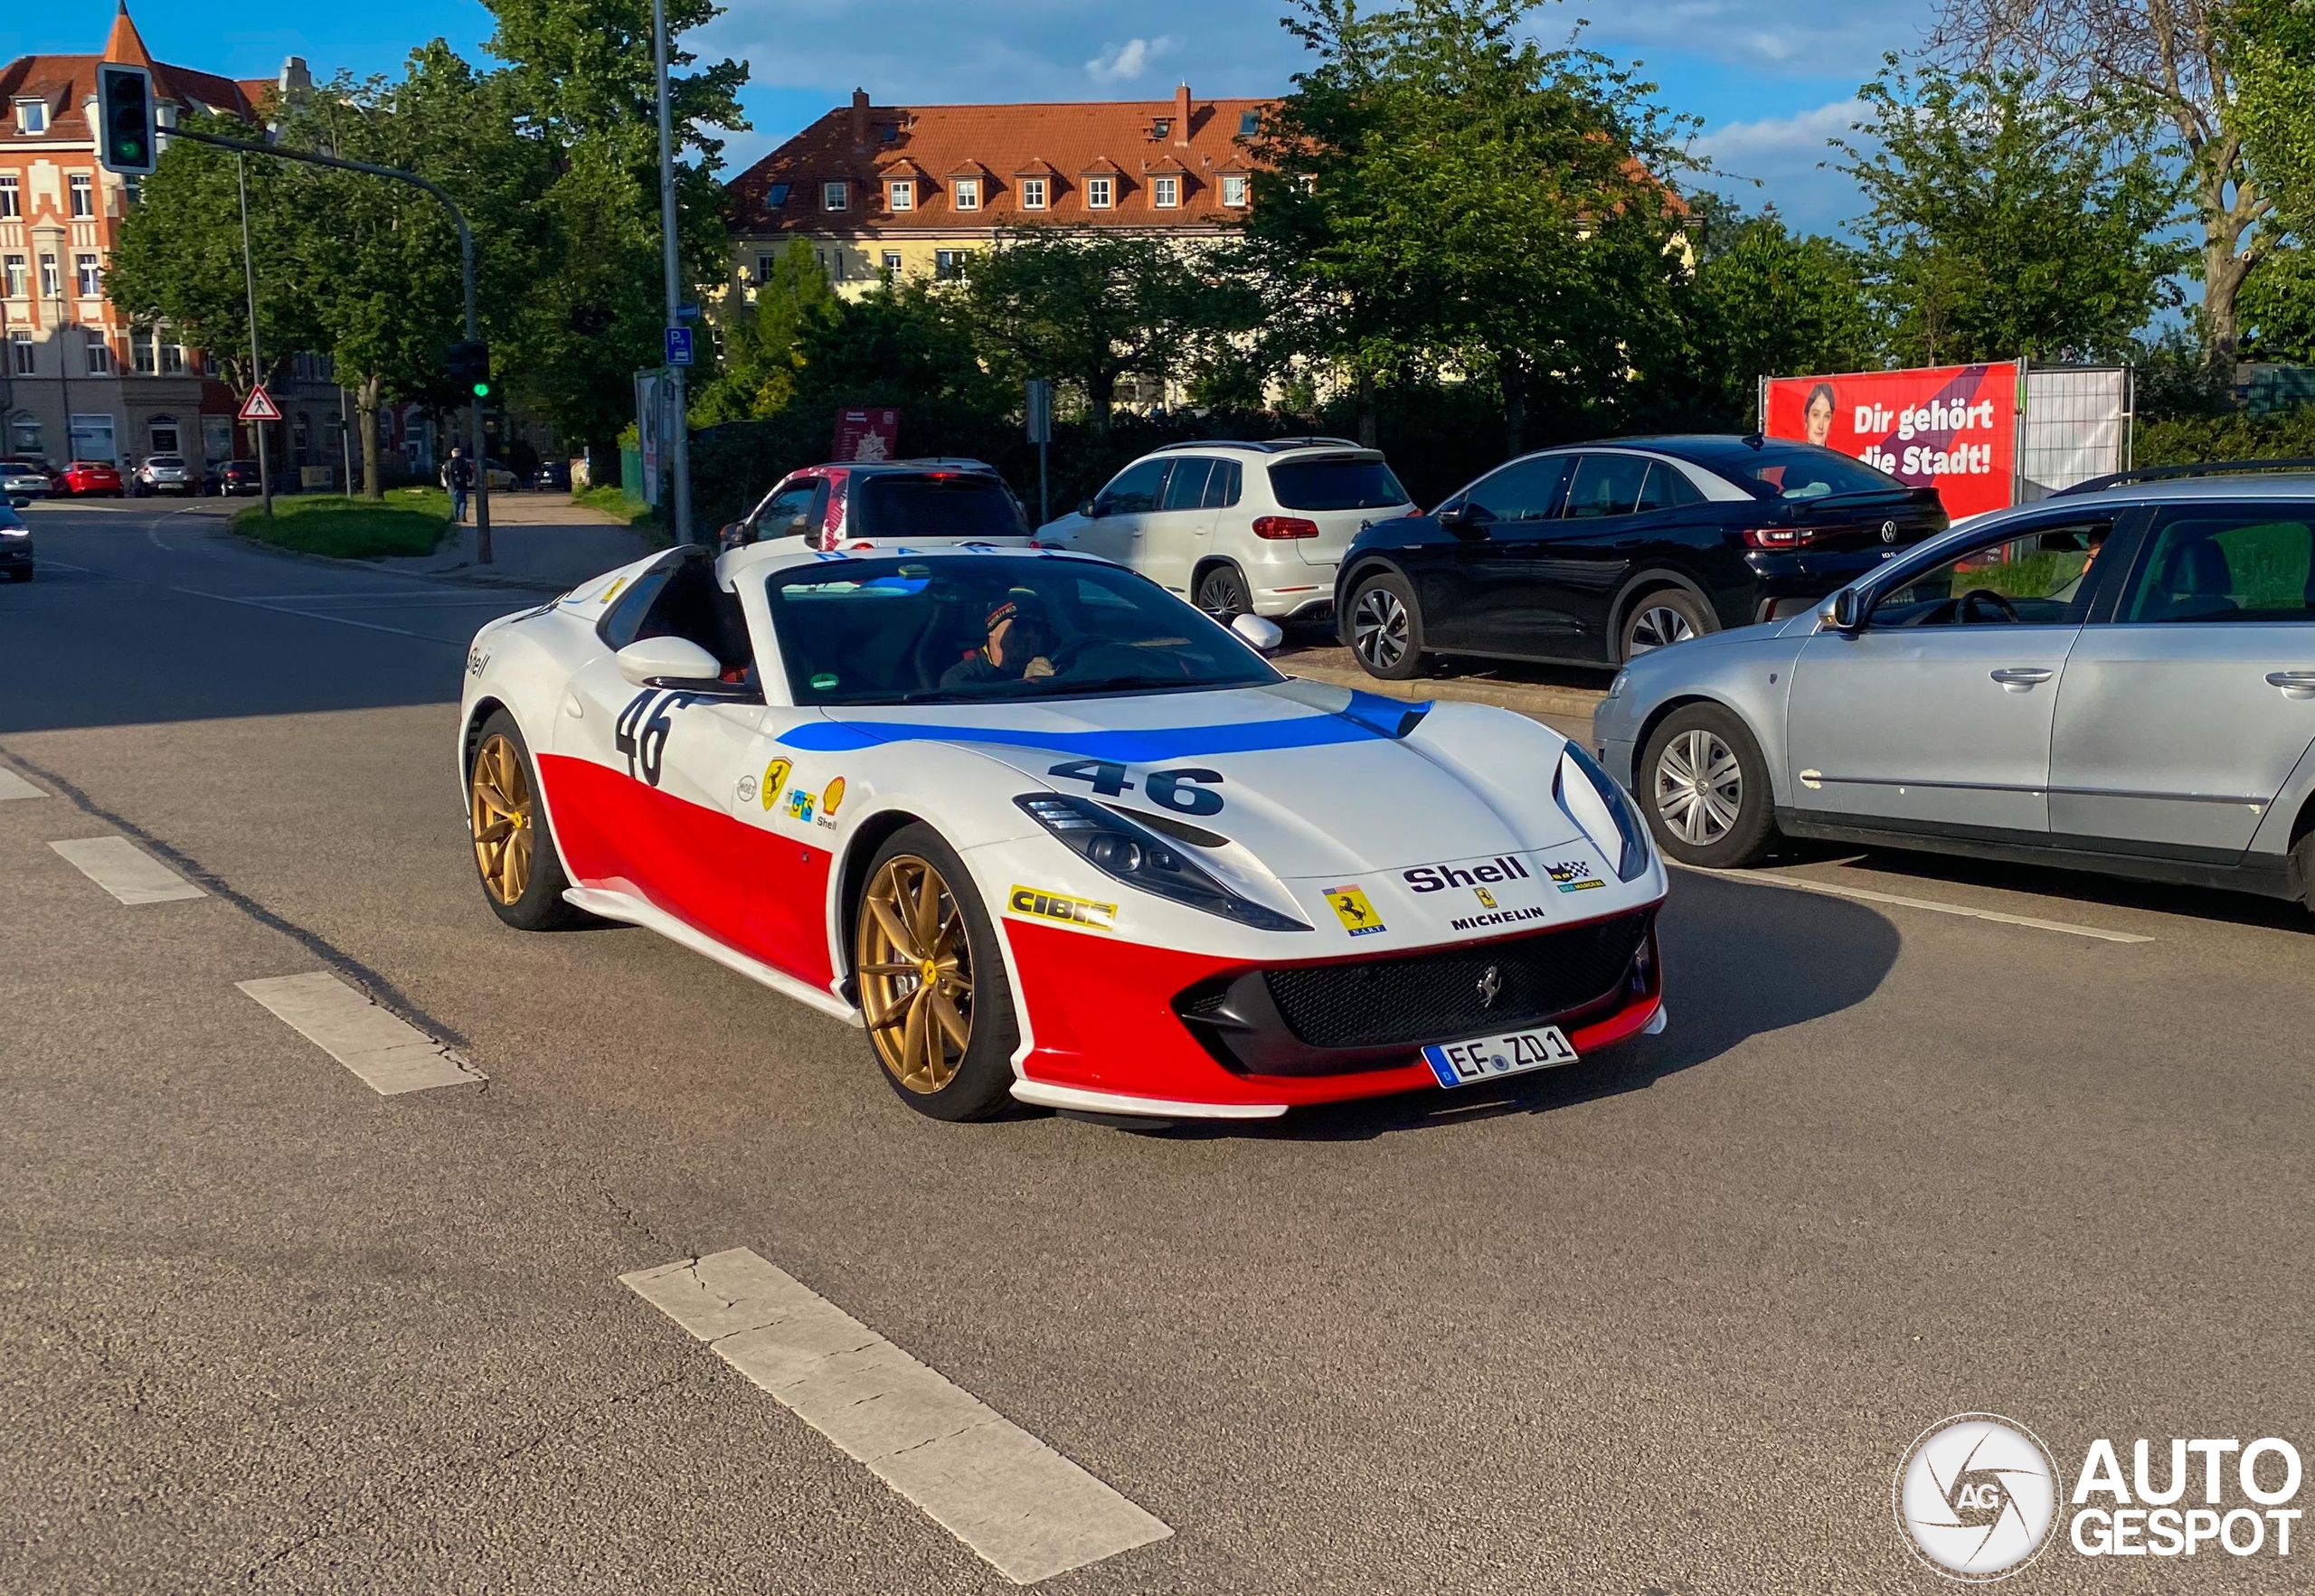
<box><xmin>665</xmin><ymin>326</ymin><xmax>694</xmax><ymax>366</ymax></box>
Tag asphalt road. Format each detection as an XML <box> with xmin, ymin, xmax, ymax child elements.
<box><xmin>5</xmin><ymin>498</ymin><xmax>2313</xmax><ymax>1593</ymax></box>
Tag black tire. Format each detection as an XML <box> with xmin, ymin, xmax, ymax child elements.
<box><xmin>1619</xmin><ymin>587</ymin><xmax>1715</xmax><ymax>665</ymax></box>
<box><xmin>466</xmin><ymin>709</ymin><xmax>589</xmax><ymax>930</ymax></box>
<box><xmin>9</xmin><ymin>569</ymin><xmax>30</xmax><ymax>583</ymax></box>
<box><xmin>1346</xmin><ymin>569</ymin><xmax>1428</xmax><ymax>680</ymax></box>
<box><xmin>1637</xmin><ymin>702</ymin><xmax>1778</xmax><ymax>868</ymax></box>
<box><xmin>854</xmin><ymin>823</ymin><xmax>1020</xmax><ymax>1122</ymax></box>
<box><xmin>1194</xmin><ymin>563</ymin><xmax>1252</xmax><ymax>624</ymax></box>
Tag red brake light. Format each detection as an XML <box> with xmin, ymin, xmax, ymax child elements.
<box><xmin>1252</xmin><ymin>515</ymin><xmax>1320</xmax><ymax>540</ymax></box>
<box><xmin>1742</xmin><ymin>527</ymin><xmax>1814</xmax><ymax>550</ymax></box>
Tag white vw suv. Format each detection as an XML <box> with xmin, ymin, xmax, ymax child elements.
<box><xmin>1041</xmin><ymin>439</ymin><xmax>1416</xmax><ymax>623</ymax></box>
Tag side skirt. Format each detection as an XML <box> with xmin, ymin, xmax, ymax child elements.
<box><xmin>562</xmin><ymin>886</ymin><xmax>863</xmax><ymax>1025</ymax></box>
<box><xmin>1774</xmin><ymin>810</ymin><xmax>2299</xmax><ymax>902</ymax></box>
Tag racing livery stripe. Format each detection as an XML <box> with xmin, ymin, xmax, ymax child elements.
<box><xmin>537</xmin><ymin>752</ymin><xmax>836</xmax><ymax>988</ymax></box>
<box><xmin>780</xmin><ymin>701</ymin><xmax>1427</xmax><ymax>762</ymax></box>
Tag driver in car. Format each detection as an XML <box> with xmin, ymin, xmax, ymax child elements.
<box><xmin>941</xmin><ymin>590</ymin><xmax>1058</xmax><ymax>688</ymax></box>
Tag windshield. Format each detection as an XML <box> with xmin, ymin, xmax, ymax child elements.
<box><xmin>851</xmin><ymin>473</ymin><xmax>1027</xmax><ymax>539</ymax></box>
<box><xmin>766</xmin><ymin>554</ymin><xmax>1280</xmax><ymax>706</ymax></box>
<box><xmin>1728</xmin><ymin>444</ymin><xmax>1904</xmax><ymax>502</ymax></box>
<box><xmin>1269</xmin><ymin>457</ymin><xmax>1411</xmax><ymax>511</ymax></box>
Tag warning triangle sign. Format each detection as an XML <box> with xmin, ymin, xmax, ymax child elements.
<box><xmin>238</xmin><ymin>384</ymin><xmax>282</xmax><ymax>421</ymax></box>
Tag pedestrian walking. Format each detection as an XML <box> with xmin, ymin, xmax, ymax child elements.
<box><xmin>446</xmin><ymin>449</ymin><xmax>477</xmax><ymax>524</ymax></box>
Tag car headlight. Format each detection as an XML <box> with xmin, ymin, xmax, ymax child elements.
<box><xmin>1554</xmin><ymin>741</ymin><xmax>1651</xmax><ymax>883</ymax></box>
<box><xmin>1605</xmin><ymin>669</ymin><xmax>1629</xmax><ymax>700</ymax></box>
<box><xmin>0</xmin><ymin>527</ymin><xmax>27</xmax><ymax>539</ymax></box>
<box><xmin>1015</xmin><ymin>794</ymin><xmax>1309</xmax><ymax>931</ymax></box>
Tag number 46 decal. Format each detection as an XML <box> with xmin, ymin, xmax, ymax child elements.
<box><xmin>1045</xmin><ymin>758</ymin><xmax>1225</xmax><ymax>817</ymax></box>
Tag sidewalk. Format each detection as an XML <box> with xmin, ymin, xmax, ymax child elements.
<box><xmin>373</xmin><ymin>493</ymin><xmax>664</xmax><ymax>591</ymax></box>
<box><xmin>1276</xmin><ymin>643</ymin><xmax>1608</xmax><ymax>732</ymax></box>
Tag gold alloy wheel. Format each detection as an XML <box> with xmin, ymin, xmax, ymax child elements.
<box><xmin>469</xmin><ymin>733</ymin><xmax>535</xmax><ymax>906</ymax></box>
<box><xmin>856</xmin><ymin>855</ymin><xmax>974</xmax><ymax>1093</ymax></box>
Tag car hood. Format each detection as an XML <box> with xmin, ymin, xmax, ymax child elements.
<box><xmin>781</xmin><ymin>677</ymin><xmax>1593</xmax><ymax>881</ymax></box>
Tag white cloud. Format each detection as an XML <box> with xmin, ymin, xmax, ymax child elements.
<box><xmin>1083</xmin><ymin>36</ymin><xmax>1177</xmax><ymax>85</ymax></box>
<box><xmin>1693</xmin><ymin>98</ymin><xmax>1872</xmax><ymax>232</ymax></box>
<box><xmin>1696</xmin><ymin>98</ymin><xmax>1866</xmax><ymax>166</ymax></box>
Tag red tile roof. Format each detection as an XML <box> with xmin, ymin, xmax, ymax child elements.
<box><xmin>2</xmin><ymin>5</ymin><xmax>263</xmax><ymax>140</ymax></box>
<box><xmin>729</xmin><ymin>88</ymin><xmax>1273</xmax><ymax>234</ymax></box>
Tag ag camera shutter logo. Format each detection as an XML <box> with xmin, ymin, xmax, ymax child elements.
<box><xmin>1895</xmin><ymin>1413</ymin><xmax>2059</xmax><ymax>1582</ymax></box>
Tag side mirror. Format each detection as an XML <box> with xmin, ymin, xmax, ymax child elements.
<box><xmin>1232</xmin><ymin>613</ymin><xmax>1285</xmax><ymax>655</ymax></box>
<box><xmin>1820</xmin><ymin>588</ymin><xmax>1862</xmax><ymax>632</ymax></box>
<box><xmin>1081</xmin><ymin>498</ymin><xmax>1101</xmax><ymax>518</ymax></box>
<box><xmin>718</xmin><ymin>521</ymin><xmax>749</xmax><ymax>549</ymax></box>
<box><xmin>616</xmin><ymin>635</ymin><xmax>723</xmax><ymax>687</ymax></box>
<box><xmin>1436</xmin><ymin>501</ymin><xmax>1486</xmax><ymax>537</ymax></box>
<box><xmin>6</xmin><ymin>496</ymin><xmax>26</xmax><ymax>509</ymax></box>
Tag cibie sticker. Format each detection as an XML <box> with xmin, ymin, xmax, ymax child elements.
<box><xmin>1324</xmin><ymin>885</ymin><xmax>1386</xmax><ymax>937</ymax></box>
<box><xmin>761</xmin><ymin>758</ymin><xmax>792</xmax><ymax>812</ymax></box>
<box><xmin>1007</xmin><ymin>885</ymin><xmax>1116</xmax><ymax>932</ymax></box>
<box><xmin>1546</xmin><ymin>858</ymin><xmax>1607</xmax><ymax>892</ymax></box>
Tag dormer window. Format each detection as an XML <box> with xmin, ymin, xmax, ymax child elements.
<box><xmin>14</xmin><ymin>100</ymin><xmax>49</xmax><ymax>136</ymax></box>
<box><xmin>1151</xmin><ymin>118</ymin><xmax>1171</xmax><ymax>139</ymax></box>
<box><xmin>886</xmin><ymin>179</ymin><xmax>913</xmax><ymax>212</ymax></box>
<box><xmin>953</xmin><ymin>177</ymin><xmax>980</xmax><ymax>211</ymax></box>
<box><xmin>822</xmin><ymin>180</ymin><xmax>848</xmax><ymax>212</ymax></box>
<box><xmin>1152</xmin><ymin>176</ymin><xmax>1179</xmax><ymax>209</ymax></box>
<box><xmin>763</xmin><ymin>181</ymin><xmax>791</xmax><ymax>209</ymax></box>
<box><xmin>1020</xmin><ymin>177</ymin><xmax>1047</xmax><ymax>210</ymax></box>
<box><xmin>1221</xmin><ymin>174</ymin><xmax>1250</xmax><ymax>208</ymax></box>
<box><xmin>1085</xmin><ymin>176</ymin><xmax>1113</xmax><ymax>209</ymax></box>
<box><xmin>1238</xmin><ymin>109</ymin><xmax>1261</xmax><ymax>137</ymax></box>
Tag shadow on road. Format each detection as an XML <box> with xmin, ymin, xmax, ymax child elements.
<box><xmin>1186</xmin><ymin>870</ymin><xmax>1900</xmax><ymax>1142</ymax></box>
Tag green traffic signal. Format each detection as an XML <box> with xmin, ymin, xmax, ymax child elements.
<box><xmin>96</xmin><ymin>65</ymin><xmax>156</xmax><ymax>177</ymax></box>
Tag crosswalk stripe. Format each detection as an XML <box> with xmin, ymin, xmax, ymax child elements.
<box><xmin>49</xmin><ymin>836</ymin><xmax>206</xmax><ymax>903</ymax></box>
<box><xmin>622</xmin><ymin>1249</ymin><xmax>1171</xmax><ymax>1585</ymax></box>
<box><xmin>0</xmin><ymin>767</ymin><xmax>44</xmax><ymax>801</ymax></box>
<box><xmin>237</xmin><ymin>972</ymin><xmax>484</xmax><ymax>1094</ymax></box>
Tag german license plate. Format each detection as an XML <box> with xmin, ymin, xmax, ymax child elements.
<box><xmin>1422</xmin><ymin>1025</ymin><xmax>1578</xmax><ymax>1088</ymax></box>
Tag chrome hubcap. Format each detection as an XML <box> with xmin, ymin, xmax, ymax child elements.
<box><xmin>1655</xmin><ymin>729</ymin><xmax>1742</xmax><ymax>846</ymax></box>
<box><xmin>1352</xmin><ymin>586</ymin><xmax>1409</xmax><ymax>669</ymax></box>
<box><xmin>1629</xmin><ymin>605</ymin><xmax>1696</xmax><ymax>656</ymax></box>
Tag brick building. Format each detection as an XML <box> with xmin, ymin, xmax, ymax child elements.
<box><xmin>724</xmin><ymin>84</ymin><xmax>1271</xmax><ymax>297</ymax></box>
<box><xmin>0</xmin><ymin>6</ymin><xmax>313</xmax><ymax>477</ymax></box>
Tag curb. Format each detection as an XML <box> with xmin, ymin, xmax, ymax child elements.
<box><xmin>1278</xmin><ymin>649</ymin><xmax>1607</xmax><ymax>722</ymax></box>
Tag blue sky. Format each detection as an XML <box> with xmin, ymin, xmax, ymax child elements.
<box><xmin>18</xmin><ymin>0</ymin><xmax>1932</xmax><ymax>232</ymax></box>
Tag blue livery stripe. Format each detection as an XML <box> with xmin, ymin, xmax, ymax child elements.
<box><xmin>780</xmin><ymin>690</ymin><xmax>1431</xmax><ymax>761</ymax></box>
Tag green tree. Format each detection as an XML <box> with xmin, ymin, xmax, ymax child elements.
<box><xmin>1244</xmin><ymin>0</ymin><xmax>1696</xmax><ymax>457</ymax></box>
<box><xmin>105</xmin><ymin>111</ymin><xmax>322</xmax><ymax>401</ymax></box>
<box><xmin>960</xmin><ymin>228</ymin><xmax>1250</xmax><ymax>433</ymax></box>
<box><xmin>1836</xmin><ymin>61</ymin><xmax>2189</xmax><ymax>365</ymax></box>
<box><xmin>1671</xmin><ymin>196</ymin><xmax>1879</xmax><ymax>427</ymax></box>
<box><xmin>482</xmin><ymin>0</ymin><xmax>748</xmax><ymax>455</ymax></box>
<box><xmin>691</xmin><ymin>239</ymin><xmax>838</xmax><ymax>423</ymax></box>
<box><xmin>2233</xmin><ymin>0</ymin><xmax>2315</xmax><ymax>363</ymax></box>
<box><xmin>790</xmin><ymin>278</ymin><xmax>1013</xmax><ymax>445</ymax></box>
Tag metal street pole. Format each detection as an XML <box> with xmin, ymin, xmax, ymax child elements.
<box><xmin>651</xmin><ymin>0</ymin><xmax>694</xmax><ymax>545</ymax></box>
<box><xmin>236</xmin><ymin>155</ymin><xmax>271</xmax><ymax>518</ymax></box>
<box><xmin>183</xmin><ymin>127</ymin><xmax>491</xmax><ymax>560</ymax></box>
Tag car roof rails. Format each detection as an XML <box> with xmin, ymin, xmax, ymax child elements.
<box><xmin>2053</xmin><ymin>458</ymin><xmax>2315</xmax><ymax>497</ymax></box>
<box><xmin>1149</xmin><ymin>437</ymin><xmax>1367</xmax><ymax>454</ymax></box>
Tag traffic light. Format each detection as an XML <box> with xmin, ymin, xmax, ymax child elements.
<box><xmin>447</xmin><ymin>340</ymin><xmax>492</xmax><ymax>400</ymax></box>
<box><xmin>96</xmin><ymin>64</ymin><xmax>156</xmax><ymax>177</ymax></box>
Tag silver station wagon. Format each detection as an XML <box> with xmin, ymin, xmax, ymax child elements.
<box><xmin>1592</xmin><ymin>467</ymin><xmax>2315</xmax><ymax>908</ymax></box>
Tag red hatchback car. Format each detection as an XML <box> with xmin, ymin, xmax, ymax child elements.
<box><xmin>721</xmin><ymin>459</ymin><xmax>1029</xmax><ymax>550</ymax></box>
<box><xmin>60</xmin><ymin>460</ymin><xmax>125</xmax><ymax>496</ymax></box>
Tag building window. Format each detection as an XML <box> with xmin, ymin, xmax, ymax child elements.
<box><xmin>1152</xmin><ymin>176</ymin><xmax>1179</xmax><ymax>209</ymax></box>
<box><xmin>1020</xmin><ymin>177</ymin><xmax>1047</xmax><ymax>210</ymax></box>
<box><xmin>70</xmin><ymin>174</ymin><xmax>92</xmax><ymax>217</ymax></box>
<box><xmin>882</xmin><ymin>250</ymin><xmax>902</xmax><ymax>274</ymax></box>
<box><xmin>85</xmin><ymin>330</ymin><xmax>112</xmax><ymax>374</ymax></box>
<box><xmin>886</xmin><ymin>179</ymin><xmax>912</xmax><ymax>212</ymax></box>
<box><xmin>754</xmin><ymin>252</ymin><xmax>775</xmax><ymax>285</ymax></box>
<box><xmin>822</xmin><ymin>180</ymin><xmax>848</xmax><ymax>212</ymax></box>
<box><xmin>150</xmin><ymin>417</ymin><xmax>179</xmax><ymax>453</ymax></box>
<box><xmin>38</xmin><ymin>253</ymin><xmax>59</xmax><ymax>298</ymax></box>
<box><xmin>1085</xmin><ymin>176</ymin><xmax>1113</xmax><ymax>209</ymax></box>
<box><xmin>763</xmin><ymin>181</ymin><xmax>790</xmax><ymax>209</ymax></box>
<box><xmin>293</xmin><ymin>416</ymin><xmax>309</xmax><ymax>456</ymax></box>
<box><xmin>132</xmin><ymin>329</ymin><xmax>156</xmax><ymax>373</ymax></box>
<box><xmin>1221</xmin><ymin>175</ymin><xmax>1250</xmax><ymax>208</ymax></box>
<box><xmin>0</xmin><ymin>176</ymin><xmax>17</xmax><ymax>218</ymax></box>
<box><xmin>70</xmin><ymin>413</ymin><xmax>115</xmax><ymax>463</ymax></box>
<box><xmin>160</xmin><ymin>341</ymin><xmax>186</xmax><ymax>375</ymax></box>
<box><xmin>952</xmin><ymin>177</ymin><xmax>979</xmax><ymax>211</ymax></box>
<box><xmin>3</xmin><ymin>255</ymin><xmax>24</xmax><ymax>297</ymax></box>
<box><xmin>1238</xmin><ymin>109</ymin><xmax>1261</xmax><ymax>137</ymax></box>
<box><xmin>935</xmin><ymin>249</ymin><xmax>966</xmax><ymax>281</ymax></box>
<box><xmin>1152</xmin><ymin>118</ymin><xmax>1171</xmax><ymax>139</ymax></box>
<box><xmin>75</xmin><ymin>253</ymin><xmax>101</xmax><ymax>297</ymax></box>
<box><xmin>14</xmin><ymin>101</ymin><xmax>48</xmax><ymax>136</ymax></box>
<box><xmin>8</xmin><ymin>331</ymin><xmax>32</xmax><ymax>375</ymax></box>
<box><xmin>10</xmin><ymin>416</ymin><xmax>40</xmax><ymax>455</ymax></box>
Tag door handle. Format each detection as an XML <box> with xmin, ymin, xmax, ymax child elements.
<box><xmin>2268</xmin><ymin>670</ymin><xmax>2315</xmax><ymax>698</ymax></box>
<box><xmin>1990</xmin><ymin>667</ymin><xmax>2052</xmax><ymax>691</ymax></box>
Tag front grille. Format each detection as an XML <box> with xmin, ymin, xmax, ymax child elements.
<box><xmin>1261</xmin><ymin>911</ymin><xmax>1651</xmax><ymax>1050</ymax></box>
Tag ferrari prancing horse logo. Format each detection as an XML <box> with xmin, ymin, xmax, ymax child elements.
<box><xmin>1324</xmin><ymin>884</ymin><xmax>1386</xmax><ymax>937</ymax></box>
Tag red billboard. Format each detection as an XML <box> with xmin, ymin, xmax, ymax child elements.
<box><xmin>1763</xmin><ymin>363</ymin><xmax>2017</xmax><ymax>518</ymax></box>
<box><xmin>832</xmin><ymin>407</ymin><xmax>900</xmax><ymax>462</ymax></box>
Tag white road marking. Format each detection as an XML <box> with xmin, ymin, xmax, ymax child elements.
<box><xmin>49</xmin><ymin>836</ymin><xmax>207</xmax><ymax>903</ymax></box>
<box><xmin>0</xmin><ymin>767</ymin><xmax>44</xmax><ymax>801</ymax></box>
<box><xmin>1677</xmin><ymin>864</ymin><xmax>2155</xmax><ymax>943</ymax></box>
<box><xmin>237</xmin><ymin>972</ymin><xmax>483</xmax><ymax>1094</ymax></box>
<box><xmin>170</xmin><ymin>586</ymin><xmax>462</xmax><ymax>643</ymax></box>
<box><xmin>622</xmin><ymin>1248</ymin><xmax>1171</xmax><ymax>1585</ymax></box>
